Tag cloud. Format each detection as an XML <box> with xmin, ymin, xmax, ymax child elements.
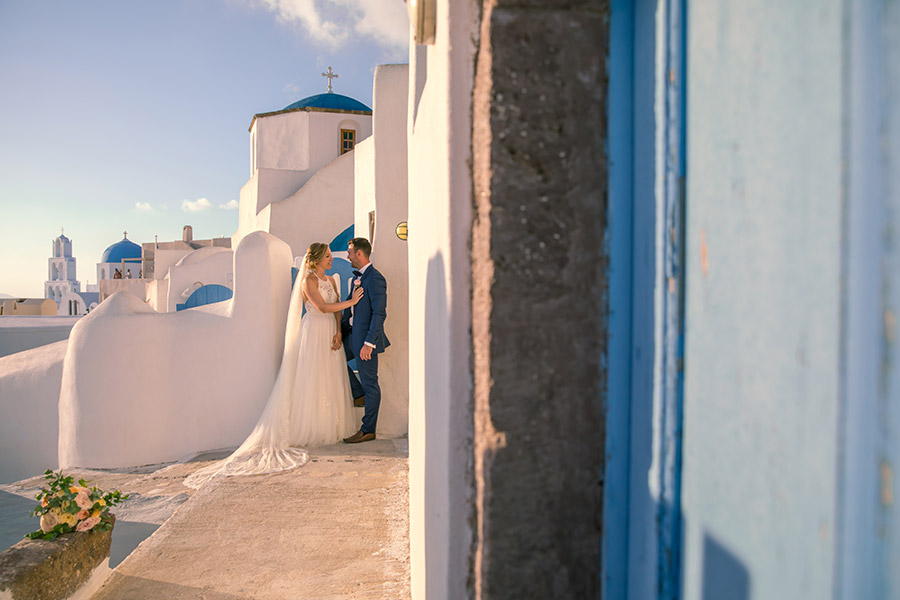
<box><xmin>219</xmin><ymin>200</ymin><xmax>239</xmax><ymax>210</ymax></box>
<box><xmin>336</xmin><ymin>0</ymin><xmax>409</xmax><ymax>50</ymax></box>
<box><xmin>252</xmin><ymin>0</ymin><xmax>408</xmax><ymax>51</ymax></box>
<box><xmin>182</xmin><ymin>198</ymin><xmax>213</xmax><ymax>212</ymax></box>
<box><xmin>135</xmin><ymin>202</ymin><xmax>154</xmax><ymax>212</ymax></box>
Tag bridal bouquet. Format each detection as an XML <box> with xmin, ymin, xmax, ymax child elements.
<box><xmin>26</xmin><ymin>469</ymin><xmax>128</xmax><ymax>541</ymax></box>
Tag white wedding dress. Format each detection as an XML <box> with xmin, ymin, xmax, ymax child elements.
<box><xmin>184</xmin><ymin>272</ymin><xmax>357</xmax><ymax>489</ymax></box>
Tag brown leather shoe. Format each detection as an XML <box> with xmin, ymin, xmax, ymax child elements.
<box><xmin>343</xmin><ymin>430</ymin><xmax>376</xmax><ymax>444</ymax></box>
<box><xmin>353</xmin><ymin>395</ymin><xmax>366</xmax><ymax>408</ymax></box>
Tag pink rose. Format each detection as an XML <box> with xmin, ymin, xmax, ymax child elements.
<box><xmin>353</xmin><ymin>278</ymin><xmax>361</xmax><ymax>288</ymax></box>
<box><xmin>74</xmin><ymin>490</ymin><xmax>93</xmax><ymax>510</ymax></box>
<box><xmin>76</xmin><ymin>509</ymin><xmax>90</xmax><ymax>520</ymax></box>
<box><xmin>76</xmin><ymin>516</ymin><xmax>100</xmax><ymax>532</ymax></box>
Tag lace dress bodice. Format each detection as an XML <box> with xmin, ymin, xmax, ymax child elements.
<box><xmin>304</xmin><ymin>274</ymin><xmax>338</xmax><ymax>315</ymax></box>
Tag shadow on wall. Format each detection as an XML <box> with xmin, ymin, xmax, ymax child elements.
<box><xmin>701</xmin><ymin>532</ymin><xmax>751</xmax><ymax>600</ymax></box>
<box><xmin>422</xmin><ymin>253</ymin><xmax>448</xmax><ymax>592</ymax></box>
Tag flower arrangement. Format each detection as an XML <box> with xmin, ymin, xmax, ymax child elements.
<box><xmin>26</xmin><ymin>469</ymin><xmax>128</xmax><ymax>541</ymax></box>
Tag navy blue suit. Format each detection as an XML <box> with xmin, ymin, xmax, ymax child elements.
<box><xmin>341</xmin><ymin>264</ymin><xmax>389</xmax><ymax>434</ymax></box>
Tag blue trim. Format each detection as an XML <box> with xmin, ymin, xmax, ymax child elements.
<box><xmin>329</xmin><ymin>224</ymin><xmax>355</xmax><ymax>252</ymax></box>
<box><xmin>179</xmin><ymin>284</ymin><xmax>233</xmax><ymax>311</ymax></box>
<box><xmin>837</xmin><ymin>0</ymin><xmax>885</xmax><ymax>596</ymax></box>
<box><xmin>603</xmin><ymin>0</ymin><xmax>636</xmax><ymax>597</ymax></box>
<box><xmin>626</xmin><ymin>0</ymin><xmax>663</xmax><ymax>597</ymax></box>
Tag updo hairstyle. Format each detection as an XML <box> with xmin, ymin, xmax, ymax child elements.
<box><xmin>304</xmin><ymin>242</ymin><xmax>329</xmax><ymax>271</ymax></box>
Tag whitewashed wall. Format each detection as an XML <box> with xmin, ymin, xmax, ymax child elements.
<box><xmin>407</xmin><ymin>2</ymin><xmax>478</xmax><ymax>597</ymax></box>
<box><xmin>235</xmin><ymin>109</ymin><xmax>371</xmax><ymax>251</ymax></box>
<box><xmin>0</xmin><ymin>340</ymin><xmax>66</xmax><ymax>483</ymax></box>
<box><xmin>269</xmin><ymin>149</ymin><xmax>355</xmax><ymax>260</ymax></box>
<box><xmin>153</xmin><ymin>249</ymin><xmax>195</xmax><ymax>281</ymax></box>
<box><xmin>255</xmin><ymin>110</ymin><xmax>311</xmax><ymax>172</ymax></box>
<box><xmin>353</xmin><ymin>64</ymin><xmax>410</xmax><ymax>438</ymax></box>
<box><xmin>58</xmin><ymin>232</ymin><xmax>293</xmax><ymax>469</ymax></box>
<box><xmin>165</xmin><ymin>247</ymin><xmax>234</xmax><ymax>312</ymax></box>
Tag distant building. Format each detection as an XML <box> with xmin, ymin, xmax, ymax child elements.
<box><xmin>43</xmin><ymin>231</ymin><xmax>99</xmax><ymax>315</ymax></box>
<box><xmin>0</xmin><ymin>298</ymin><xmax>57</xmax><ymax>316</ymax></box>
<box><xmin>44</xmin><ymin>232</ymin><xmax>80</xmax><ymax>305</ymax></box>
<box><xmin>140</xmin><ymin>225</ymin><xmax>231</xmax><ymax>281</ymax></box>
<box><xmin>97</xmin><ymin>232</ymin><xmax>142</xmax><ymax>282</ymax></box>
<box><xmin>96</xmin><ymin>225</ymin><xmax>232</xmax><ymax>311</ymax></box>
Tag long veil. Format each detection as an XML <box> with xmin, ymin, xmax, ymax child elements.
<box><xmin>184</xmin><ymin>256</ymin><xmax>311</xmax><ymax>489</ymax></box>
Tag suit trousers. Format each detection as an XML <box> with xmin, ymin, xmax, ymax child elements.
<box><xmin>343</xmin><ymin>336</ymin><xmax>381</xmax><ymax>434</ymax></box>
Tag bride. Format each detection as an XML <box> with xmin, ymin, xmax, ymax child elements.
<box><xmin>185</xmin><ymin>242</ymin><xmax>364</xmax><ymax>488</ymax></box>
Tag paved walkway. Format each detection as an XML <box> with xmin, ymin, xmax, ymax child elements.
<box><xmin>14</xmin><ymin>439</ymin><xmax>410</xmax><ymax>600</ymax></box>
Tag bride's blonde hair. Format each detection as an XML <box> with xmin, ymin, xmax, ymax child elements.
<box><xmin>304</xmin><ymin>243</ymin><xmax>329</xmax><ymax>271</ymax></box>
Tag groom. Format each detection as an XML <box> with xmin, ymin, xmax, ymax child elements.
<box><xmin>341</xmin><ymin>237</ymin><xmax>390</xmax><ymax>443</ymax></box>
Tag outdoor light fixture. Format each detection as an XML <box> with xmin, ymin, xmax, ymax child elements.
<box><xmin>407</xmin><ymin>0</ymin><xmax>435</xmax><ymax>45</ymax></box>
<box><xmin>395</xmin><ymin>221</ymin><xmax>408</xmax><ymax>241</ymax></box>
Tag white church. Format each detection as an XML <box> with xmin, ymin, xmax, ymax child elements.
<box><xmin>43</xmin><ymin>230</ymin><xmax>101</xmax><ymax>316</ymax></box>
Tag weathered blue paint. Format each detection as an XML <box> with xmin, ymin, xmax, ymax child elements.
<box><xmin>877</xmin><ymin>2</ymin><xmax>900</xmax><ymax>595</ymax></box>
<box><xmin>625</xmin><ymin>0</ymin><xmax>663</xmax><ymax>596</ymax></box>
<box><xmin>656</xmin><ymin>0</ymin><xmax>688</xmax><ymax>597</ymax></box>
<box><xmin>681</xmin><ymin>1</ymin><xmax>843</xmax><ymax>598</ymax></box>
<box><xmin>837</xmin><ymin>1</ymin><xmax>884</xmax><ymax>596</ymax></box>
<box><xmin>608</xmin><ymin>0</ymin><xmax>689</xmax><ymax>597</ymax></box>
<box><xmin>603</xmin><ymin>1</ymin><xmax>636</xmax><ymax>597</ymax></box>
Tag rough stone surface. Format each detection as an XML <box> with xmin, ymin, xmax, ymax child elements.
<box><xmin>472</xmin><ymin>2</ymin><xmax>609</xmax><ymax>598</ymax></box>
<box><xmin>87</xmin><ymin>440</ymin><xmax>410</xmax><ymax>600</ymax></box>
<box><xmin>0</xmin><ymin>517</ymin><xmax>113</xmax><ymax>600</ymax></box>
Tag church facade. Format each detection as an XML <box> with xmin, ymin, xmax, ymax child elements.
<box><xmin>233</xmin><ymin>84</ymin><xmax>372</xmax><ymax>260</ymax></box>
<box><xmin>43</xmin><ymin>232</ymin><xmax>99</xmax><ymax>316</ymax></box>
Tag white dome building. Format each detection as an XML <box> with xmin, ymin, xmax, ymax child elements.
<box><xmin>97</xmin><ymin>233</ymin><xmax>142</xmax><ymax>281</ymax></box>
<box><xmin>233</xmin><ymin>84</ymin><xmax>372</xmax><ymax>259</ymax></box>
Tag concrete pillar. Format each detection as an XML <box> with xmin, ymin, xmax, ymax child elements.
<box><xmin>471</xmin><ymin>0</ymin><xmax>610</xmax><ymax>597</ymax></box>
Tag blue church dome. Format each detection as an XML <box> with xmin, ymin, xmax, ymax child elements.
<box><xmin>101</xmin><ymin>235</ymin><xmax>142</xmax><ymax>264</ymax></box>
<box><xmin>283</xmin><ymin>93</ymin><xmax>371</xmax><ymax>113</ymax></box>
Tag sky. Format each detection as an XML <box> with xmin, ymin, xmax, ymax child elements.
<box><xmin>0</xmin><ymin>0</ymin><xmax>409</xmax><ymax>297</ymax></box>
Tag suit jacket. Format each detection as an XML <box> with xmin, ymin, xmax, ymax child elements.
<box><xmin>341</xmin><ymin>264</ymin><xmax>390</xmax><ymax>354</ymax></box>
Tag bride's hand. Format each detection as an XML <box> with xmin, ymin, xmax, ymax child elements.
<box><xmin>350</xmin><ymin>286</ymin><xmax>365</xmax><ymax>305</ymax></box>
<box><xmin>331</xmin><ymin>333</ymin><xmax>342</xmax><ymax>351</ymax></box>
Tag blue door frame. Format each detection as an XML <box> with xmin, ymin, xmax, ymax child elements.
<box><xmin>603</xmin><ymin>0</ymin><xmax>687</xmax><ymax>597</ymax></box>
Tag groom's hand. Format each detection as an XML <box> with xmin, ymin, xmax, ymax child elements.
<box><xmin>359</xmin><ymin>345</ymin><xmax>373</xmax><ymax>360</ymax></box>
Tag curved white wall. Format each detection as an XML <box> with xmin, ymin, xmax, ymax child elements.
<box><xmin>0</xmin><ymin>340</ymin><xmax>67</xmax><ymax>483</ymax></box>
<box><xmin>58</xmin><ymin>232</ymin><xmax>294</xmax><ymax>469</ymax></box>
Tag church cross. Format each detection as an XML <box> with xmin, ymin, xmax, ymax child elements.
<box><xmin>123</xmin><ymin>230</ymin><xmax>128</xmax><ymax>239</ymax></box>
<box><xmin>322</xmin><ymin>66</ymin><xmax>339</xmax><ymax>93</ymax></box>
